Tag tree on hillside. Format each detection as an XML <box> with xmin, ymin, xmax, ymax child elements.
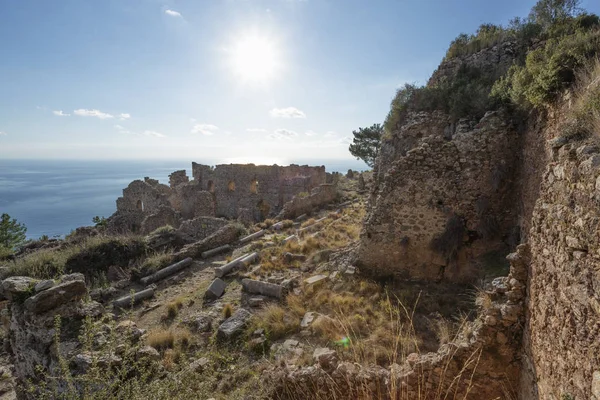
<box><xmin>348</xmin><ymin>124</ymin><xmax>383</xmax><ymax>168</ymax></box>
<box><xmin>529</xmin><ymin>0</ymin><xmax>581</xmax><ymax>27</ymax></box>
<box><xmin>0</xmin><ymin>213</ymin><xmax>27</xmax><ymax>251</ymax></box>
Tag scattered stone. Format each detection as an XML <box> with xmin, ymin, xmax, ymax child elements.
<box><xmin>189</xmin><ymin>357</ymin><xmax>210</xmax><ymax>373</ymax></box>
<box><xmin>249</xmin><ymin>297</ymin><xmax>265</xmax><ymax>308</ymax></box>
<box><xmin>283</xmin><ymin>339</ymin><xmax>299</xmax><ymax>349</ymax></box>
<box><xmin>90</xmin><ymin>286</ymin><xmax>118</xmax><ymax>302</ymax></box>
<box><xmin>313</xmin><ymin>347</ymin><xmax>338</xmax><ymax>370</ymax></box>
<box><xmin>116</xmin><ymin>320</ymin><xmax>137</xmax><ymax>333</ymax></box>
<box><xmin>344</xmin><ymin>266</ymin><xmax>356</xmax><ymax>276</ymax></box>
<box><xmin>137</xmin><ymin>346</ymin><xmax>161</xmax><ymax>361</ymax></box>
<box><xmin>300</xmin><ymin>312</ymin><xmax>316</xmax><ymax>328</ymax></box>
<box><xmin>491</xmin><ymin>277</ymin><xmax>508</xmax><ymax>293</ymax></box>
<box><xmin>304</xmin><ymin>274</ymin><xmax>328</xmax><ymax>287</ymax></box>
<box><xmin>204</xmin><ymin>278</ymin><xmax>226</xmax><ymax>301</ymax></box>
<box><xmin>283</xmin><ymin>253</ymin><xmax>307</xmax><ymax>263</ymax></box>
<box><xmin>217</xmin><ymin>308</ymin><xmax>251</xmax><ymax>341</ymax></box>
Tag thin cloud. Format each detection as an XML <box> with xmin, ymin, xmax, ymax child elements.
<box><xmin>192</xmin><ymin>123</ymin><xmax>219</xmax><ymax>136</ymax></box>
<box><xmin>114</xmin><ymin>124</ymin><xmax>131</xmax><ymax>134</ymax></box>
<box><xmin>142</xmin><ymin>130</ymin><xmax>166</xmax><ymax>138</ymax></box>
<box><xmin>0</xmin><ymin>131</ymin><xmax>6</xmax><ymax>136</ymax></box>
<box><xmin>324</xmin><ymin>131</ymin><xmax>337</xmax><ymax>138</ymax></box>
<box><xmin>269</xmin><ymin>107</ymin><xmax>306</xmax><ymax>119</ymax></box>
<box><xmin>247</xmin><ymin>128</ymin><xmax>267</xmax><ymax>133</ymax></box>
<box><xmin>74</xmin><ymin>109</ymin><xmax>114</xmax><ymax>119</ymax></box>
<box><xmin>119</xmin><ymin>113</ymin><xmax>131</xmax><ymax>120</ymax></box>
<box><xmin>269</xmin><ymin>128</ymin><xmax>298</xmax><ymax>140</ymax></box>
<box><xmin>165</xmin><ymin>9</ymin><xmax>182</xmax><ymax>17</ymax></box>
<box><xmin>304</xmin><ymin>130</ymin><xmax>317</xmax><ymax>136</ymax></box>
<box><xmin>52</xmin><ymin>110</ymin><xmax>70</xmax><ymax>117</ymax></box>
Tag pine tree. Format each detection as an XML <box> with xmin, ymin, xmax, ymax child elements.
<box><xmin>348</xmin><ymin>124</ymin><xmax>383</xmax><ymax>168</ymax></box>
<box><xmin>0</xmin><ymin>213</ymin><xmax>27</xmax><ymax>251</ymax></box>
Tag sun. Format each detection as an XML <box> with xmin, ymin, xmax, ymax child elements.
<box><xmin>230</xmin><ymin>34</ymin><xmax>280</xmax><ymax>83</ymax></box>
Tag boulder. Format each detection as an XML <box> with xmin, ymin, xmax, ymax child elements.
<box><xmin>0</xmin><ymin>276</ymin><xmax>39</xmax><ymax>300</ymax></box>
<box><xmin>23</xmin><ymin>279</ymin><xmax>87</xmax><ymax>314</ymax></box>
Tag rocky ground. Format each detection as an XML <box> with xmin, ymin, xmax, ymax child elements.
<box><xmin>0</xmin><ymin>173</ymin><xmax>481</xmax><ymax>399</ymax></box>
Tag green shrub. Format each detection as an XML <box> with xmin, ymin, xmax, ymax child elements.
<box><xmin>384</xmin><ymin>66</ymin><xmax>499</xmax><ymax>135</ymax></box>
<box><xmin>491</xmin><ymin>18</ymin><xmax>600</xmax><ymax>108</ymax></box>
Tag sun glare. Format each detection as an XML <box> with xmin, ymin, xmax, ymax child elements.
<box><xmin>230</xmin><ymin>34</ymin><xmax>280</xmax><ymax>83</ymax></box>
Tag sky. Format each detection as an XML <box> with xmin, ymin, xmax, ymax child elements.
<box><xmin>1</xmin><ymin>0</ymin><xmax>599</xmax><ymax>164</ymax></box>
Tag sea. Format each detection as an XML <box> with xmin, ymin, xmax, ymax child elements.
<box><xmin>0</xmin><ymin>159</ymin><xmax>367</xmax><ymax>239</ymax></box>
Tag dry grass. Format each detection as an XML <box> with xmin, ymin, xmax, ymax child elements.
<box><xmin>250</xmin><ymin>304</ymin><xmax>301</xmax><ymax>341</ymax></box>
<box><xmin>223</xmin><ymin>303</ymin><xmax>233</xmax><ymax>319</ymax></box>
<box><xmin>162</xmin><ymin>298</ymin><xmax>184</xmax><ymax>321</ymax></box>
<box><xmin>147</xmin><ymin>328</ymin><xmax>175</xmax><ymax>351</ymax></box>
<box><xmin>147</xmin><ymin>327</ymin><xmax>191</xmax><ymax>352</ymax></box>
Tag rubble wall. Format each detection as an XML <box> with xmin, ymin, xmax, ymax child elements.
<box><xmin>357</xmin><ymin>111</ymin><xmax>521</xmax><ymax>282</ymax></box>
<box><xmin>521</xmin><ymin>138</ymin><xmax>600</xmax><ymax>399</ymax></box>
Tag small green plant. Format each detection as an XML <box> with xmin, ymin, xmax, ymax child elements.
<box><xmin>92</xmin><ymin>216</ymin><xmax>107</xmax><ymax>228</ymax></box>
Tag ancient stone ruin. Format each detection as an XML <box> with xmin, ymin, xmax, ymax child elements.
<box><xmin>107</xmin><ymin>163</ymin><xmax>335</xmax><ymax>234</ymax></box>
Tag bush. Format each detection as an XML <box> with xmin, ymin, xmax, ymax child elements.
<box><xmin>384</xmin><ymin>66</ymin><xmax>499</xmax><ymax>135</ymax></box>
<box><xmin>491</xmin><ymin>17</ymin><xmax>600</xmax><ymax>108</ymax></box>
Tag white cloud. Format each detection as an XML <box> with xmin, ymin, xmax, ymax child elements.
<box><xmin>53</xmin><ymin>110</ymin><xmax>70</xmax><ymax>117</ymax></box>
<box><xmin>324</xmin><ymin>131</ymin><xmax>337</xmax><ymax>138</ymax></box>
<box><xmin>74</xmin><ymin>109</ymin><xmax>114</xmax><ymax>119</ymax></box>
<box><xmin>269</xmin><ymin>128</ymin><xmax>298</xmax><ymax>140</ymax></box>
<box><xmin>247</xmin><ymin>128</ymin><xmax>267</xmax><ymax>133</ymax></box>
<box><xmin>269</xmin><ymin>107</ymin><xmax>306</xmax><ymax>119</ymax></box>
<box><xmin>192</xmin><ymin>123</ymin><xmax>219</xmax><ymax>136</ymax></box>
<box><xmin>304</xmin><ymin>130</ymin><xmax>317</xmax><ymax>136</ymax></box>
<box><xmin>165</xmin><ymin>9</ymin><xmax>182</xmax><ymax>17</ymax></box>
<box><xmin>0</xmin><ymin>131</ymin><xmax>6</xmax><ymax>136</ymax></box>
<box><xmin>118</xmin><ymin>113</ymin><xmax>131</xmax><ymax>120</ymax></box>
<box><xmin>142</xmin><ymin>130</ymin><xmax>166</xmax><ymax>138</ymax></box>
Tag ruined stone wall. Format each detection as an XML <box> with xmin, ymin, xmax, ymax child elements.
<box><xmin>111</xmin><ymin>163</ymin><xmax>328</xmax><ymax>233</ymax></box>
<box><xmin>273</xmin><ymin>245</ymin><xmax>529</xmax><ymax>399</ymax></box>
<box><xmin>521</xmin><ymin>137</ymin><xmax>600</xmax><ymax>399</ymax></box>
<box><xmin>190</xmin><ymin>163</ymin><xmax>326</xmax><ymax>220</ymax></box>
<box><xmin>358</xmin><ymin>110</ymin><xmax>520</xmax><ymax>282</ymax></box>
<box><xmin>278</xmin><ymin>184</ymin><xmax>338</xmax><ymax>220</ymax></box>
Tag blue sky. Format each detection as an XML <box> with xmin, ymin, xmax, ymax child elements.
<box><xmin>1</xmin><ymin>0</ymin><xmax>599</xmax><ymax>164</ymax></box>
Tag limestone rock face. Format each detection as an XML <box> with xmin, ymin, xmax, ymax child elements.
<box><xmin>357</xmin><ymin>110</ymin><xmax>520</xmax><ymax>283</ymax></box>
<box><xmin>3</xmin><ymin>273</ymin><xmax>104</xmax><ymax>399</ymax></box>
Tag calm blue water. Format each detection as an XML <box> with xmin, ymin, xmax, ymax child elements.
<box><xmin>0</xmin><ymin>159</ymin><xmax>366</xmax><ymax>239</ymax></box>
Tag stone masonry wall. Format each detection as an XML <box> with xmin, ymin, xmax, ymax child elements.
<box><xmin>521</xmin><ymin>138</ymin><xmax>600</xmax><ymax>399</ymax></box>
<box><xmin>357</xmin><ymin>110</ymin><xmax>520</xmax><ymax>282</ymax></box>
